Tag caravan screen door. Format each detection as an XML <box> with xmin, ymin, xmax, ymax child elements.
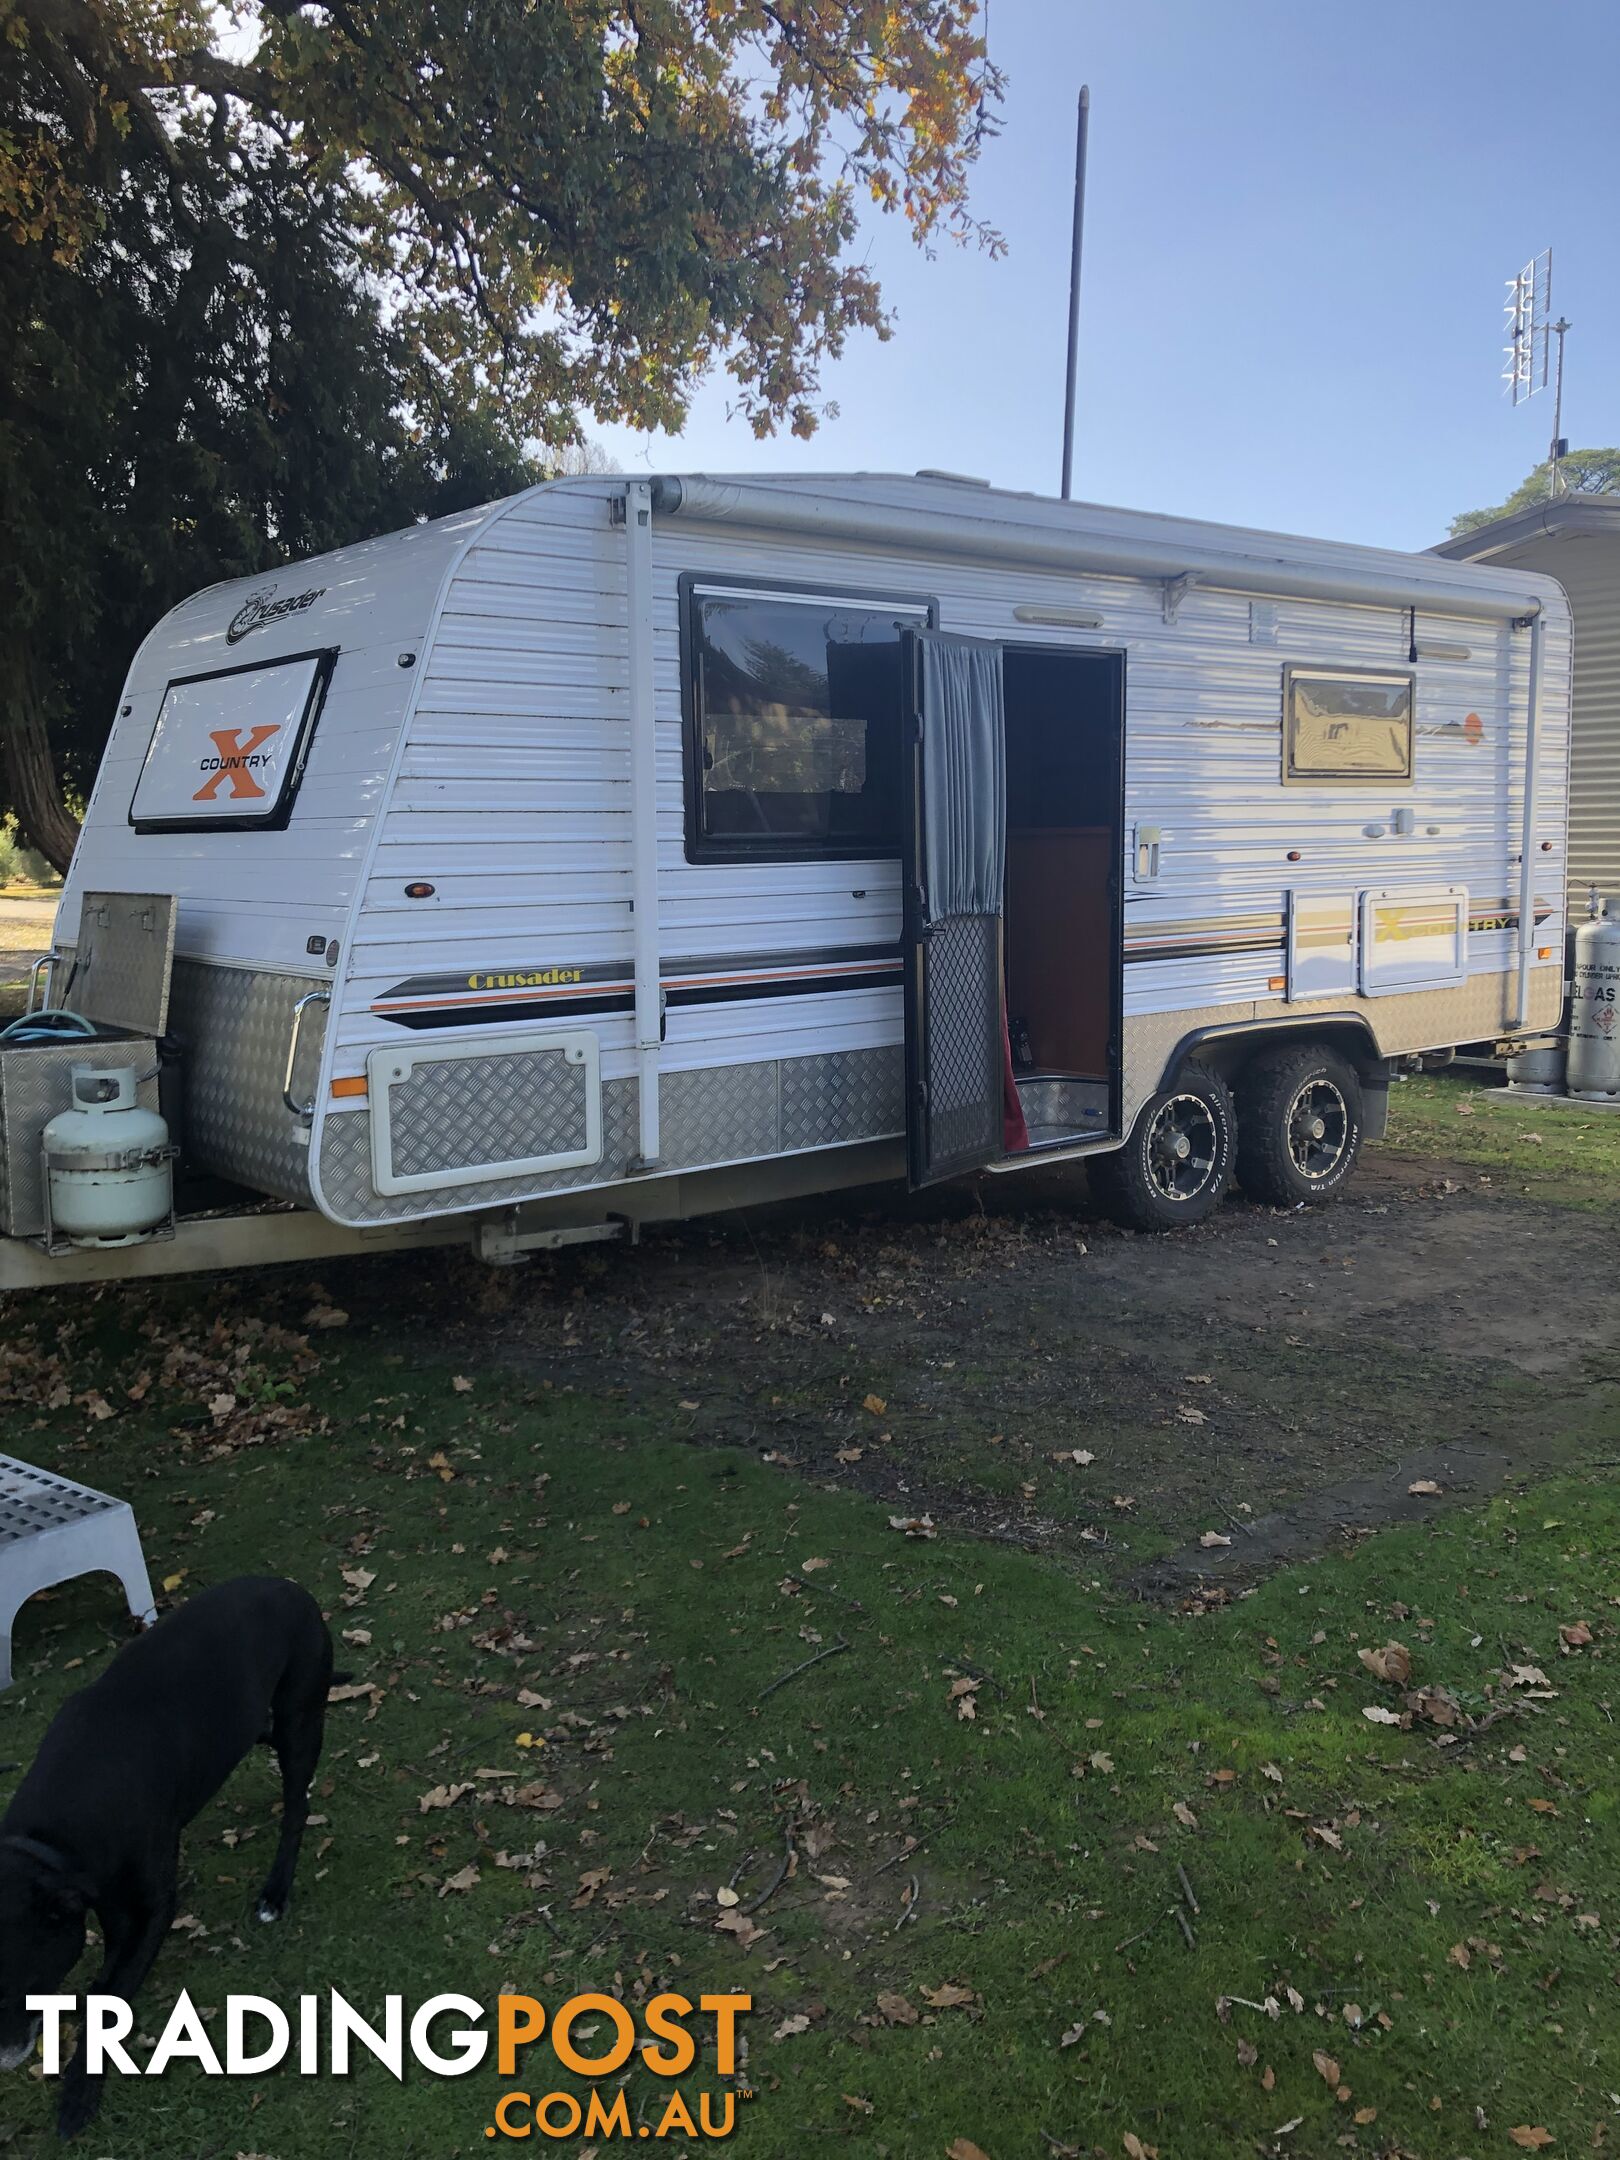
<box><xmin>902</xmin><ymin>630</ymin><xmax>1008</xmax><ymax>1187</ymax></box>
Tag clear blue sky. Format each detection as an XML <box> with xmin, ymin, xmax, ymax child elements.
<box><xmin>594</xmin><ymin>0</ymin><xmax>1619</xmax><ymax>551</ymax></box>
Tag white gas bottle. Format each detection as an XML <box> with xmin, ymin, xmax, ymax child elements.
<box><xmin>43</xmin><ymin>1065</ymin><xmax>173</xmax><ymax>1246</ymax></box>
<box><xmin>1568</xmin><ymin>891</ymin><xmax>1620</xmax><ymax>1099</ymax></box>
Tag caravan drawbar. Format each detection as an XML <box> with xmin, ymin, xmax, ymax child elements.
<box><xmin>0</xmin><ymin>471</ymin><xmax>1571</xmax><ymax>1284</ymax></box>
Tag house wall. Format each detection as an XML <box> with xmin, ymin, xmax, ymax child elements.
<box><xmin>1451</xmin><ymin>529</ymin><xmax>1618</xmax><ymax>910</ymax></box>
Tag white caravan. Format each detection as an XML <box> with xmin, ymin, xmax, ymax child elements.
<box><xmin>3</xmin><ymin>472</ymin><xmax>1572</xmax><ymax>1283</ymax></box>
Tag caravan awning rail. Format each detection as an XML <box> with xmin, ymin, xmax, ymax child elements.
<box><xmin>648</xmin><ymin>476</ymin><xmax>1544</xmax><ymax>624</ymax></box>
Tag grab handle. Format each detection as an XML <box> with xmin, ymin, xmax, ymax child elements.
<box><xmin>282</xmin><ymin>989</ymin><xmax>331</xmax><ymax>1123</ymax></box>
<box><xmin>26</xmin><ymin>953</ymin><xmax>56</xmax><ymax>1014</ymax></box>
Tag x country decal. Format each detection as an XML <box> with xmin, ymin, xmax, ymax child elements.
<box><xmin>193</xmin><ymin>725</ymin><xmax>281</xmax><ymax>801</ymax></box>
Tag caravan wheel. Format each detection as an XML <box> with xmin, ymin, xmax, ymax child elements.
<box><xmin>1235</xmin><ymin>1043</ymin><xmax>1363</xmax><ymax>1207</ymax></box>
<box><xmin>1089</xmin><ymin>1063</ymin><xmax>1235</xmax><ymax>1232</ymax></box>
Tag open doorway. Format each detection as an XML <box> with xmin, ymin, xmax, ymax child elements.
<box><xmin>901</xmin><ymin>631</ymin><xmax>1124</xmax><ymax>1187</ymax></box>
<box><xmin>1001</xmin><ymin>645</ymin><xmax>1124</xmax><ymax>1151</ymax></box>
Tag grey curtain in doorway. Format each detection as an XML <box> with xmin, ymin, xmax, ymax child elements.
<box><xmin>919</xmin><ymin>637</ymin><xmax>1006</xmax><ymax>922</ymax></box>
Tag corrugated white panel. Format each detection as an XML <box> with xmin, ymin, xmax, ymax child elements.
<box><xmin>318</xmin><ymin>481</ymin><xmax>1570</xmax><ymax>1091</ymax></box>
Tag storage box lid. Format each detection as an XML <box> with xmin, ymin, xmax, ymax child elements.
<box><xmin>61</xmin><ymin>891</ymin><xmax>176</xmax><ymax>1036</ymax></box>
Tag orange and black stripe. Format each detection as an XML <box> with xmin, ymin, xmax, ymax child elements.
<box><xmin>373</xmin><ymin>946</ymin><xmax>905</xmax><ymax>1030</ymax></box>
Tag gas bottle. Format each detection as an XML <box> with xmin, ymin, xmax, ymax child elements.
<box><xmin>1568</xmin><ymin>890</ymin><xmax>1620</xmax><ymax>1098</ymax></box>
<box><xmin>43</xmin><ymin>1065</ymin><xmax>173</xmax><ymax>1245</ymax></box>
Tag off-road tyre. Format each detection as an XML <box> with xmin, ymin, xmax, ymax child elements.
<box><xmin>1236</xmin><ymin>1041</ymin><xmax>1364</xmax><ymax>1207</ymax></box>
<box><xmin>1088</xmin><ymin>1062</ymin><xmax>1235</xmax><ymax>1232</ymax></box>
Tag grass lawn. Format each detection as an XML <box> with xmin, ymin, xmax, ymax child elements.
<box><xmin>3</xmin><ymin>1231</ymin><xmax>1619</xmax><ymax>2160</ymax></box>
<box><xmin>1384</xmin><ymin>1071</ymin><xmax>1620</xmax><ymax>1207</ymax></box>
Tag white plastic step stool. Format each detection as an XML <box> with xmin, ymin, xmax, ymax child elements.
<box><xmin>0</xmin><ymin>1454</ymin><xmax>157</xmax><ymax>1691</ymax></box>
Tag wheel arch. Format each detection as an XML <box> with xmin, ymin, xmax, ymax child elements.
<box><xmin>1154</xmin><ymin>1013</ymin><xmax>1387</xmax><ymax>1093</ymax></box>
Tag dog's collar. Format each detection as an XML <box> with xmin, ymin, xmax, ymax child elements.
<box><xmin>0</xmin><ymin>1832</ymin><xmax>94</xmax><ymax>1906</ymax></box>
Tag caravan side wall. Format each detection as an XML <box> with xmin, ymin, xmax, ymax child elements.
<box><xmin>308</xmin><ymin>484</ymin><xmax>1568</xmax><ymax>1227</ymax></box>
<box><xmin>58</xmin><ymin>480</ymin><xmax>1570</xmax><ymax>1228</ymax></box>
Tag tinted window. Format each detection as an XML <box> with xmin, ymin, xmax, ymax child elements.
<box><xmin>1285</xmin><ymin>669</ymin><xmax>1414</xmax><ymax>783</ymax></box>
<box><xmin>689</xmin><ymin>588</ymin><xmax>926</xmax><ymax>857</ymax></box>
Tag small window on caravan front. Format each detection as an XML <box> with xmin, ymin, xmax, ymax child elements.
<box><xmin>129</xmin><ymin>649</ymin><xmax>336</xmax><ymax>833</ymax></box>
<box><xmin>1283</xmin><ymin>667</ymin><xmax>1413</xmax><ymax>785</ymax></box>
<box><xmin>684</xmin><ymin>580</ymin><xmax>931</xmax><ymax>860</ymax></box>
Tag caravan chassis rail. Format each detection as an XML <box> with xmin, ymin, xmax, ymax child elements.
<box><xmin>0</xmin><ymin>1137</ymin><xmax>911</xmax><ymax>1291</ymax></box>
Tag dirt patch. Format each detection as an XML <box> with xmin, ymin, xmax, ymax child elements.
<box><xmin>333</xmin><ymin>1132</ymin><xmax>1620</xmax><ymax>1594</ymax></box>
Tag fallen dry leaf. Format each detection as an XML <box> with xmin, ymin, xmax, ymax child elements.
<box><xmin>1357</xmin><ymin>1640</ymin><xmax>1412</xmax><ymax>1685</ymax></box>
<box><xmin>773</xmin><ymin>2014</ymin><xmax>810</xmax><ymax>2041</ymax></box>
<box><xmin>889</xmin><ymin>1513</ymin><xmax>937</xmax><ymax>1540</ymax></box>
<box><xmin>1172</xmin><ymin>1801</ymin><xmax>1199</xmax><ymax>1830</ymax></box>
<box><xmin>438</xmin><ymin>1864</ymin><xmax>479</xmax><ymax>1898</ymax></box>
<box><xmin>1407</xmin><ymin>1479</ymin><xmax>1443</xmax><ymax>1496</ymax></box>
<box><xmin>714</xmin><ymin>1909</ymin><xmax>765</xmax><ymax>1948</ymax></box>
<box><xmin>418</xmin><ymin>1783</ymin><xmax>472</xmax><ymax>1813</ymax></box>
<box><xmin>1406</xmin><ymin>1684</ymin><xmax>1460</xmax><ymax>1727</ymax></box>
<box><xmin>1313</xmin><ymin>2050</ymin><xmax>1340</xmax><ymax>2086</ymax></box>
<box><xmin>863</xmin><ymin>1393</ymin><xmax>887</xmax><ymax>1416</ymax></box>
<box><xmin>1361</xmin><ymin>1705</ymin><xmax>1403</xmax><ymax>1726</ymax></box>
<box><xmin>876</xmin><ymin>1991</ymin><xmax>918</xmax><ymax>2026</ymax></box>
<box><xmin>1560</xmin><ymin>1621</ymin><xmax>1593</xmax><ymax>1648</ymax></box>
<box><xmin>451</xmin><ymin>1374</ymin><xmax>473</xmax><ymax>1393</ymax></box>
<box><xmin>921</xmin><ymin>1982</ymin><xmax>977</xmax><ymax>2009</ymax></box>
<box><xmin>1508</xmin><ymin>2131</ymin><xmax>1555</xmax><ymax>2151</ymax></box>
<box><xmin>1199</xmin><ymin>1530</ymin><xmax>1232</xmax><ymax>1549</ymax></box>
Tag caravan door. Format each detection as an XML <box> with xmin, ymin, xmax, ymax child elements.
<box><xmin>901</xmin><ymin>630</ymin><xmax>1008</xmax><ymax>1188</ymax></box>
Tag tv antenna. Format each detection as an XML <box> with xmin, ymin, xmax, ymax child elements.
<box><xmin>1502</xmin><ymin>248</ymin><xmax>1571</xmax><ymax>494</ymax></box>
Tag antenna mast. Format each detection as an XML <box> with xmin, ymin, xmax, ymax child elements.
<box><xmin>1502</xmin><ymin>248</ymin><xmax>1569</xmax><ymax>494</ymax></box>
<box><xmin>1548</xmin><ymin>315</ymin><xmax>1572</xmax><ymax>495</ymax></box>
<box><xmin>1059</xmin><ymin>85</ymin><xmax>1090</xmax><ymax>501</ymax></box>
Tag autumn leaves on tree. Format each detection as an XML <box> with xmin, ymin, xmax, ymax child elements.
<box><xmin>0</xmin><ymin>0</ymin><xmax>1002</xmax><ymax>865</ymax></box>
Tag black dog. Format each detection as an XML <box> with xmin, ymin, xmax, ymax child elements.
<box><xmin>0</xmin><ymin>1575</ymin><xmax>334</xmax><ymax>2138</ymax></box>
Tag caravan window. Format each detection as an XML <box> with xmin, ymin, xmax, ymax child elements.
<box><xmin>684</xmin><ymin>580</ymin><xmax>931</xmax><ymax>860</ymax></box>
<box><xmin>1283</xmin><ymin>667</ymin><xmax>1414</xmax><ymax>785</ymax></box>
<box><xmin>129</xmin><ymin>648</ymin><xmax>336</xmax><ymax>833</ymax></box>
